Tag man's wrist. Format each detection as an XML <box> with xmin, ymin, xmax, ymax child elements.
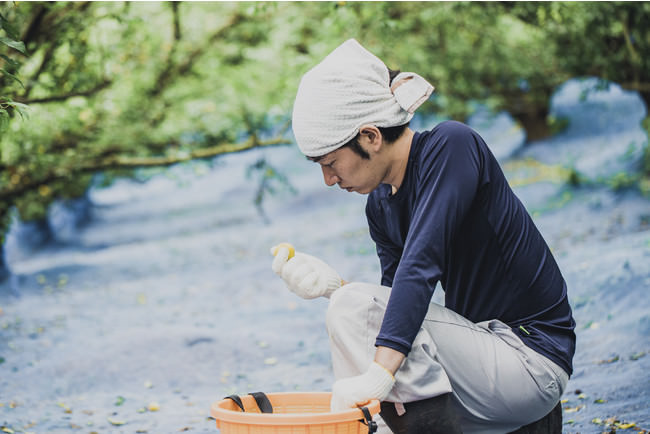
<box><xmin>374</xmin><ymin>346</ymin><xmax>406</xmax><ymax>375</ymax></box>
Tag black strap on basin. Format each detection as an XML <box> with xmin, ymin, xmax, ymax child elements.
<box><xmin>358</xmin><ymin>405</ymin><xmax>378</xmax><ymax>433</ymax></box>
<box><xmin>248</xmin><ymin>391</ymin><xmax>274</xmax><ymax>413</ymax></box>
<box><xmin>225</xmin><ymin>394</ymin><xmax>245</xmax><ymax>412</ymax></box>
<box><xmin>224</xmin><ymin>392</ymin><xmax>274</xmax><ymax>414</ymax></box>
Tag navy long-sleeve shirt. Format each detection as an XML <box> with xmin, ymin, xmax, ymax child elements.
<box><xmin>366</xmin><ymin>121</ymin><xmax>576</xmax><ymax>375</ymax></box>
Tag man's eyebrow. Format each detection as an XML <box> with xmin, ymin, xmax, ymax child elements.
<box><xmin>307</xmin><ymin>155</ymin><xmax>326</xmax><ymax>163</ymax></box>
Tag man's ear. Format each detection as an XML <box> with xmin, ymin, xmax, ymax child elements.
<box><xmin>359</xmin><ymin>125</ymin><xmax>383</xmax><ymax>151</ymax></box>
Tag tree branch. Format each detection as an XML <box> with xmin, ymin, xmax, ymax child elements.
<box><xmin>181</xmin><ymin>12</ymin><xmax>244</xmax><ymax>75</ymax></box>
<box><xmin>148</xmin><ymin>11</ymin><xmax>244</xmax><ymax>98</ymax></box>
<box><xmin>20</xmin><ymin>3</ymin><xmax>50</xmax><ymax>46</ymax></box>
<box><xmin>90</xmin><ymin>137</ymin><xmax>289</xmax><ymax>170</ymax></box>
<box><xmin>145</xmin><ymin>11</ymin><xmax>246</xmax><ymax>128</ymax></box>
<box><xmin>19</xmin><ymin>2</ymin><xmax>96</xmax><ymax>99</ymax></box>
<box><xmin>171</xmin><ymin>2</ymin><xmax>181</xmax><ymax>41</ymax></box>
<box><xmin>20</xmin><ymin>42</ymin><xmax>57</xmax><ymax>99</ymax></box>
<box><xmin>620</xmin><ymin>82</ymin><xmax>650</xmax><ymax>92</ymax></box>
<box><xmin>621</xmin><ymin>11</ymin><xmax>641</xmax><ymax>66</ymax></box>
<box><xmin>0</xmin><ymin>136</ymin><xmax>291</xmax><ymax>202</ymax></box>
<box><xmin>15</xmin><ymin>79</ymin><xmax>112</xmax><ymax>104</ymax></box>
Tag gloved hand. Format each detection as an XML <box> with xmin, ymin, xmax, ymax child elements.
<box><xmin>271</xmin><ymin>244</ymin><xmax>342</xmax><ymax>299</ymax></box>
<box><xmin>330</xmin><ymin>361</ymin><xmax>396</xmax><ymax>412</ymax></box>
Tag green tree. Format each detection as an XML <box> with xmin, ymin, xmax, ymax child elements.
<box><xmin>2</xmin><ymin>2</ymin><xmax>649</xmax><ymax>281</ymax></box>
<box><xmin>0</xmin><ymin>2</ymin><xmax>300</xmax><ymax>280</ymax></box>
<box><xmin>1</xmin><ymin>4</ymin><xmax>30</xmax><ymax>280</ymax></box>
<box><xmin>507</xmin><ymin>2</ymin><xmax>650</xmax><ymax>107</ymax></box>
<box><xmin>0</xmin><ymin>2</ymin><xmax>293</xmax><ymax>243</ymax></box>
<box><xmin>506</xmin><ymin>1</ymin><xmax>650</xmax><ymax>188</ymax></box>
<box><xmin>281</xmin><ymin>2</ymin><xmax>570</xmax><ymax>139</ymax></box>
<box><xmin>0</xmin><ymin>6</ymin><xmax>28</xmax><ymax>133</ymax></box>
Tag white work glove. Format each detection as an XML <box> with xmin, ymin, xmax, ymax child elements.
<box><xmin>271</xmin><ymin>244</ymin><xmax>342</xmax><ymax>299</ymax></box>
<box><xmin>330</xmin><ymin>361</ymin><xmax>396</xmax><ymax>412</ymax></box>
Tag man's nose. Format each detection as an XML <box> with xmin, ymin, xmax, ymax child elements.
<box><xmin>321</xmin><ymin>165</ymin><xmax>340</xmax><ymax>186</ymax></box>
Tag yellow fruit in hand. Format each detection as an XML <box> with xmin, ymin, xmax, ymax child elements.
<box><xmin>272</xmin><ymin>242</ymin><xmax>295</xmax><ymax>260</ymax></box>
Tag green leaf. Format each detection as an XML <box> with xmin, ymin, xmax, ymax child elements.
<box><xmin>9</xmin><ymin>101</ymin><xmax>29</xmax><ymax>119</ymax></box>
<box><xmin>0</xmin><ymin>13</ymin><xmax>21</xmax><ymax>40</ymax></box>
<box><xmin>0</xmin><ymin>110</ymin><xmax>8</xmax><ymax>133</ymax></box>
<box><xmin>0</xmin><ymin>36</ymin><xmax>26</xmax><ymax>55</ymax></box>
<box><xmin>0</xmin><ymin>68</ymin><xmax>24</xmax><ymax>88</ymax></box>
<box><xmin>0</xmin><ymin>54</ymin><xmax>21</xmax><ymax>68</ymax></box>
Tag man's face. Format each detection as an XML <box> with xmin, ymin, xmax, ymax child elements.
<box><xmin>315</xmin><ymin>144</ymin><xmax>385</xmax><ymax>195</ymax></box>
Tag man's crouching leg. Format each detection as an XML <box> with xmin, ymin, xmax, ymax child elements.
<box><xmin>326</xmin><ymin>282</ymin><xmax>461</xmax><ymax>433</ymax></box>
<box><xmin>380</xmin><ymin>393</ymin><xmax>462</xmax><ymax>434</ymax></box>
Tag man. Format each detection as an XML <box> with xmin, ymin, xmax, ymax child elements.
<box><xmin>271</xmin><ymin>39</ymin><xmax>575</xmax><ymax>433</ymax></box>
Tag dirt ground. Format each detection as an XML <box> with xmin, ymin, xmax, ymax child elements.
<box><xmin>1</xmin><ymin>80</ymin><xmax>648</xmax><ymax>433</ymax></box>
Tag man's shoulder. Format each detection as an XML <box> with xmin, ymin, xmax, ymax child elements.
<box><xmin>428</xmin><ymin>120</ymin><xmax>476</xmax><ymax>139</ymax></box>
<box><xmin>415</xmin><ymin>121</ymin><xmax>482</xmax><ymax>158</ymax></box>
<box><xmin>412</xmin><ymin>121</ymin><xmax>474</xmax><ymax>155</ymax></box>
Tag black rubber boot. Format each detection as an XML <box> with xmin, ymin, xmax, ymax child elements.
<box><xmin>507</xmin><ymin>402</ymin><xmax>562</xmax><ymax>434</ymax></box>
<box><xmin>379</xmin><ymin>393</ymin><xmax>463</xmax><ymax>434</ymax></box>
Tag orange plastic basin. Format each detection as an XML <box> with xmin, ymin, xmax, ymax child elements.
<box><xmin>210</xmin><ymin>392</ymin><xmax>380</xmax><ymax>433</ymax></box>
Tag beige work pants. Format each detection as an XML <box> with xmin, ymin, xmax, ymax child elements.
<box><xmin>326</xmin><ymin>282</ymin><xmax>569</xmax><ymax>434</ymax></box>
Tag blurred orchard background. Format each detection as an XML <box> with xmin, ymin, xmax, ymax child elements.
<box><xmin>0</xmin><ymin>2</ymin><xmax>649</xmax><ymax>433</ymax></box>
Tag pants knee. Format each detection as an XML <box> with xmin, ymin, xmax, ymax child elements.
<box><xmin>326</xmin><ymin>282</ymin><xmax>387</xmax><ymax>342</ymax></box>
<box><xmin>327</xmin><ymin>282</ymin><xmax>368</xmax><ymax>335</ymax></box>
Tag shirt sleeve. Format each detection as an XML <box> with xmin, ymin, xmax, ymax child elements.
<box><xmin>375</xmin><ymin>122</ymin><xmax>485</xmax><ymax>355</ymax></box>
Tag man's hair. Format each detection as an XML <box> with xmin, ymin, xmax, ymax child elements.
<box><xmin>309</xmin><ymin>68</ymin><xmax>409</xmax><ymax>162</ymax></box>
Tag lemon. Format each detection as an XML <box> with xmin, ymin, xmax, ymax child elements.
<box><xmin>272</xmin><ymin>242</ymin><xmax>295</xmax><ymax>260</ymax></box>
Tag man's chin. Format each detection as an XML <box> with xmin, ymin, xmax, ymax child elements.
<box><xmin>340</xmin><ymin>185</ymin><xmax>372</xmax><ymax>195</ymax></box>
<box><xmin>353</xmin><ymin>188</ymin><xmax>371</xmax><ymax>195</ymax></box>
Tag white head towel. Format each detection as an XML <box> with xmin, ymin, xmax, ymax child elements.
<box><xmin>292</xmin><ymin>39</ymin><xmax>434</xmax><ymax>157</ymax></box>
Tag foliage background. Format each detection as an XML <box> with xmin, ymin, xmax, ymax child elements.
<box><xmin>1</xmin><ymin>1</ymin><xmax>649</xmax><ymax>269</ymax></box>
